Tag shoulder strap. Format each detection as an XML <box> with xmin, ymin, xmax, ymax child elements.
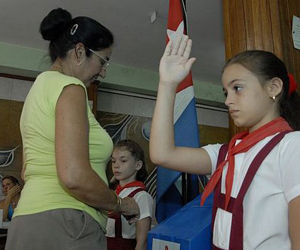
<box><xmin>127</xmin><ymin>187</ymin><xmax>145</xmax><ymax>198</ymax></box>
<box><xmin>235</xmin><ymin>131</ymin><xmax>291</xmax><ymax>205</ymax></box>
<box><xmin>217</xmin><ymin>144</ymin><xmax>229</xmax><ymax>167</ymax></box>
<box><xmin>212</xmin><ymin>143</ymin><xmax>229</xmax><ymax>231</ymax></box>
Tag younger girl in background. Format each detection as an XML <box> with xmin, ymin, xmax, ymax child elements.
<box><xmin>0</xmin><ymin>176</ymin><xmax>21</xmax><ymax>221</ymax></box>
<box><xmin>106</xmin><ymin>139</ymin><xmax>153</xmax><ymax>250</ymax></box>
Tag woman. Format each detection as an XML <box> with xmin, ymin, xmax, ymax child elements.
<box><xmin>5</xmin><ymin>8</ymin><xmax>139</xmax><ymax>250</ymax></box>
<box><xmin>0</xmin><ymin>176</ymin><xmax>21</xmax><ymax>221</ymax></box>
<box><xmin>150</xmin><ymin>35</ymin><xmax>300</xmax><ymax>249</ymax></box>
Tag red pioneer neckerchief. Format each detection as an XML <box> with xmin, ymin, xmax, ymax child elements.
<box><xmin>115</xmin><ymin>181</ymin><xmax>146</xmax><ymax>195</ymax></box>
<box><xmin>200</xmin><ymin>117</ymin><xmax>292</xmax><ymax>209</ymax></box>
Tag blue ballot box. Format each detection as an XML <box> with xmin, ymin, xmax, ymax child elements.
<box><xmin>147</xmin><ymin>194</ymin><xmax>213</xmax><ymax>250</ymax></box>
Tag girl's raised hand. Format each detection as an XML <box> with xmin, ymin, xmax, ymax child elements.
<box><xmin>159</xmin><ymin>34</ymin><xmax>196</xmax><ymax>88</ymax></box>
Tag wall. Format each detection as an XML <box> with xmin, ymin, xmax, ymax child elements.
<box><xmin>96</xmin><ymin>89</ymin><xmax>229</xmax><ymax>180</ymax></box>
<box><xmin>0</xmin><ymin>77</ymin><xmax>33</xmax><ymax>184</ymax></box>
<box><xmin>0</xmin><ymin>42</ymin><xmax>226</xmax><ymax>106</ymax></box>
<box><xmin>0</xmin><ymin>76</ymin><xmax>229</xmax><ymax>186</ymax></box>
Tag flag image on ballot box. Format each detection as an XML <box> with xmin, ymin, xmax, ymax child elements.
<box><xmin>156</xmin><ymin>0</ymin><xmax>202</xmax><ymax>223</ymax></box>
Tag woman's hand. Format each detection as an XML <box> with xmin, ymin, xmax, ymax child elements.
<box><xmin>120</xmin><ymin>197</ymin><xmax>140</xmax><ymax>224</ymax></box>
<box><xmin>159</xmin><ymin>34</ymin><xmax>196</xmax><ymax>88</ymax></box>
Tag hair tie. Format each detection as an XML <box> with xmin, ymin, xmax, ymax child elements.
<box><xmin>70</xmin><ymin>24</ymin><xmax>79</xmax><ymax>35</ymax></box>
<box><xmin>288</xmin><ymin>73</ymin><xmax>297</xmax><ymax>96</ymax></box>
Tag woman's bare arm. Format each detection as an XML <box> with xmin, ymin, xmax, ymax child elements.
<box><xmin>56</xmin><ymin>84</ymin><xmax>138</xmax><ymax>215</ymax></box>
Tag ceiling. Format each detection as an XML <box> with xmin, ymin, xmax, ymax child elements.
<box><xmin>0</xmin><ymin>0</ymin><xmax>225</xmax><ymax>85</ymax></box>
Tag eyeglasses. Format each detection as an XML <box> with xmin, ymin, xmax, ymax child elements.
<box><xmin>88</xmin><ymin>48</ymin><xmax>110</xmax><ymax>69</ymax></box>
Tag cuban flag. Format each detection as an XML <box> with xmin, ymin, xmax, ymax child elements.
<box><xmin>156</xmin><ymin>0</ymin><xmax>201</xmax><ymax>223</ymax></box>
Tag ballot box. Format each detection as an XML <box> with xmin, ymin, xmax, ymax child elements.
<box><xmin>147</xmin><ymin>194</ymin><xmax>213</xmax><ymax>250</ymax></box>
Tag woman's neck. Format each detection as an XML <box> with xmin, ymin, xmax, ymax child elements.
<box><xmin>50</xmin><ymin>60</ymin><xmax>64</xmax><ymax>73</ymax></box>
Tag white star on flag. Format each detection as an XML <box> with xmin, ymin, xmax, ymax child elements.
<box><xmin>167</xmin><ymin>20</ymin><xmax>184</xmax><ymax>42</ymax></box>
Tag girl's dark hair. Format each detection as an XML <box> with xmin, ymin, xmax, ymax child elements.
<box><xmin>224</xmin><ymin>50</ymin><xmax>300</xmax><ymax>130</ymax></box>
<box><xmin>40</xmin><ymin>8</ymin><xmax>114</xmax><ymax>62</ymax></box>
<box><xmin>2</xmin><ymin>175</ymin><xmax>19</xmax><ymax>185</ymax></box>
<box><xmin>115</xmin><ymin>139</ymin><xmax>148</xmax><ymax>183</ymax></box>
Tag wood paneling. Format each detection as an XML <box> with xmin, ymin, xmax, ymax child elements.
<box><xmin>223</xmin><ymin>0</ymin><xmax>300</xmax><ymax>138</ymax></box>
<box><xmin>0</xmin><ymin>100</ymin><xmax>23</xmax><ymax>183</ymax></box>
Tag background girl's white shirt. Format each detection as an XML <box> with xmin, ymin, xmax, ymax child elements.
<box><xmin>203</xmin><ymin>131</ymin><xmax>300</xmax><ymax>250</ymax></box>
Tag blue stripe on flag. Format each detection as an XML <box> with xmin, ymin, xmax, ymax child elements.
<box><xmin>156</xmin><ymin>97</ymin><xmax>200</xmax><ymax>222</ymax></box>
<box><xmin>174</xmin><ymin>97</ymin><xmax>199</xmax><ymax>148</ymax></box>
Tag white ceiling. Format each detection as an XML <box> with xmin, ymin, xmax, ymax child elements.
<box><xmin>0</xmin><ymin>0</ymin><xmax>225</xmax><ymax>85</ymax></box>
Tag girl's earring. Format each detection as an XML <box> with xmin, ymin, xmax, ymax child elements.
<box><xmin>272</xmin><ymin>96</ymin><xmax>276</xmax><ymax>102</ymax></box>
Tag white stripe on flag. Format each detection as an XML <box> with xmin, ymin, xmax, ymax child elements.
<box><xmin>174</xmin><ymin>86</ymin><xmax>194</xmax><ymax>124</ymax></box>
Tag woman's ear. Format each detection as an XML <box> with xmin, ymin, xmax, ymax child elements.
<box><xmin>266</xmin><ymin>77</ymin><xmax>283</xmax><ymax>99</ymax></box>
<box><xmin>135</xmin><ymin>160</ymin><xmax>143</xmax><ymax>171</ymax></box>
<box><xmin>74</xmin><ymin>43</ymin><xmax>86</xmax><ymax>65</ymax></box>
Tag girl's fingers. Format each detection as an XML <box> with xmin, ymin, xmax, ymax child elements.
<box><xmin>178</xmin><ymin>35</ymin><xmax>188</xmax><ymax>56</ymax></box>
<box><xmin>183</xmin><ymin>39</ymin><xmax>192</xmax><ymax>58</ymax></box>
<box><xmin>171</xmin><ymin>34</ymin><xmax>182</xmax><ymax>55</ymax></box>
<box><xmin>163</xmin><ymin>35</ymin><xmax>192</xmax><ymax>59</ymax></box>
<box><xmin>163</xmin><ymin>40</ymin><xmax>172</xmax><ymax>57</ymax></box>
<box><xmin>186</xmin><ymin>57</ymin><xmax>197</xmax><ymax>71</ymax></box>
